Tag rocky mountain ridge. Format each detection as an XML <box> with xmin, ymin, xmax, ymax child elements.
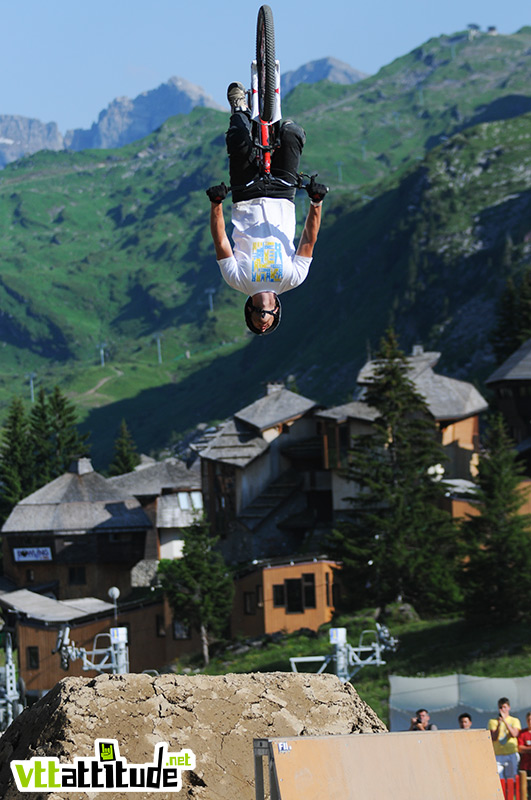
<box><xmin>0</xmin><ymin>75</ymin><xmax>223</xmax><ymax>167</ymax></box>
<box><xmin>0</xmin><ymin>57</ymin><xmax>364</xmax><ymax>167</ymax></box>
<box><xmin>0</xmin><ymin>115</ymin><xmax>63</xmax><ymax>168</ymax></box>
<box><xmin>280</xmin><ymin>57</ymin><xmax>368</xmax><ymax>95</ymax></box>
<box><xmin>64</xmin><ymin>76</ymin><xmax>225</xmax><ymax>150</ymax></box>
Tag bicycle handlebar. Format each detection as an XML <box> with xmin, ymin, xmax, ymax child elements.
<box><xmin>227</xmin><ymin>171</ymin><xmax>317</xmax><ymax>194</ymax></box>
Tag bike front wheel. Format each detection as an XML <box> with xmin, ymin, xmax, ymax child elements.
<box><xmin>256</xmin><ymin>5</ymin><xmax>276</xmax><ymax>122</ymax></box>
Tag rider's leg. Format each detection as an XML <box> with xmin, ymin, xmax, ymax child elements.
<box><xmin>268</xmin><ymin>120</ymin><xmax>306</xmax><ymax>200</ymax></box>
<box><xmin>226</xmin><ymin>111</ymin><xmax>260</xmax><ymax>202</ymax></box>
<box><xmin>226</xmin><ymin>115</ymin><xmax>305</xmax><ymax>202</ymax></box>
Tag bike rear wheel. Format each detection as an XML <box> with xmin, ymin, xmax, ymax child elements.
<box><xmin>256</xmin><ymin>5</ymin><xmax>276</xmax><ymax>122</ymax></box>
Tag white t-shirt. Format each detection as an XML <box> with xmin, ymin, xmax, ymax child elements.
<box><xmin>217</xmin><ymin>197</ymin><xmax>311</xmax><ymax>296</ymax></box>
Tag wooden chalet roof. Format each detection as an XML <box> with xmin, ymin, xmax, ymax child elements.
<box><xmin>316</xmin><ymin>401</ymin><xmax>380</xmax><ymax>423</ymax></box>
<box><xmin>199</xmin><ymin>419</ymin><xmax>269</xmax><ymax>468</ymax></box>
<box><xmin>357</xmin><ymin>348</ymin><xmax>487</xmax><ymax>422</ymax></box>
<box><xmin>234</xmin><ymin>387</ymin><xmax>317</xmax><ymax>432</ymax></box>
<box><xmin>2</xmin><ymin>458</ymin><xmax>150</xmax><ymax>534</ymax></box>
<box><xmin>108</xmin><ymin>457</ymin><xmax>201</xmax><ymax>495</ymax></box>
<box><xmin>414</xmin><ymin>369</ymin><xmax>488</xmax><ymax>421</ymax></box>
<box><xmin>486</xmin><ymin>338</ymin><xmax>531</xmax><ymax>384</ymax></box>
<box><xmin>0</xmin><ymin>588</ymin><xmax>114</xmax><ymax>623</ymax></box>
<box><xmin>357</xmin><ymin>350</ymin><xmax>441</xmax><ymax>385</ymax></box>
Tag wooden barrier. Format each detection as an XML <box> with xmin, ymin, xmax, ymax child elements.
<box><xmin>501</xmin><ymin>773</ymin><xmax>529</xmax><ymax>800</ymax></box>
<box><xmin>254</xmin><ymin>730</ymin><xmax>502</xmax><ymax>800</ymax></box>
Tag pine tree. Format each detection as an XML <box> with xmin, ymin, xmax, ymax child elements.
<box><xmin>491</xmin><ymin>277</ymin><xmax>519</xmax><ymax>363</ymax></box>
<box><xmin>47</xmin><ymin>386</ymin><xmax>89</xmax><ymax>477</ymax></box>
<box><xmin>108</xmin><ymin>419</ymin><xmax>141</xmax><ymax>476</ymax></box>
<box><xmin>0</xmin><ymin>397</ymin><xmax>33</xmax><ymax>520</ymax></box>
<box><xmin>491</xmin><ymin>269</ymin><xmax>531</xmax><ymax>363</ymax></box>
<box><xmin>157</xmin><ymin>519</ymin><xmax>234</xmax><ymax>666</ymax></box>
<box><xmin>330</xmin><ymin>329</ymin><xmax>460</xmax><ymax>614</ymax></box>
<box><xmin>461</xmin><ymin>414</ymin><xmax>531</xmax><ymax>622</ymax></box>
<box><xmin>27</xmin><ymin>387</ymin><xmax>53</xmax><ymax>490</ymax></box>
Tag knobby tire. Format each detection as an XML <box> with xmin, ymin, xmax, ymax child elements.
<box><xmin>256</xmin><ymin>5</ymin><xmax>276</xmax><ymax>123</ymax></box>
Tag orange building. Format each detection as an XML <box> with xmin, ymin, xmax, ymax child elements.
<box><xmin>0</xmin><ymin>587</ymin><xmax>199</xmax><ymax>700</ymax></box>
<box><xmin>232</xmin><ymin>556</ymin><xmax>340</xmax><ymax>637</ymax></box>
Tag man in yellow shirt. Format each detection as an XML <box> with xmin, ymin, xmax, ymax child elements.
<box><xmin>488</xmin><ymin>696</ymin><xmax>522</xmax><ymax>778</ymax></box>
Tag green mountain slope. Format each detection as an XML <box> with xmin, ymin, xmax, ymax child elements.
<box><xmin>0</xmin><ymin>29</ymin><xmax>530</xmax><ymax>467</ymax></box>
<box><xmin>286</xmin><ymin>26</ymin><xmax>531</xmax><ymax>188</ymax></box>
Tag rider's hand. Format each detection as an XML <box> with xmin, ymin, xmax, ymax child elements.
<box><xmin>305</xmin><ymin>177</ymin><xmax>329</xmax><ymax>205</ymax></box>
<box><xmin>206</xmin><ymin>183</ymin><xmax>229</xmax><ymax>204</ymax></box>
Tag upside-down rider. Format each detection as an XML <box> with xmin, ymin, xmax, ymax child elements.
<box><xmin>207</xmin><ymin>82</ymin><xmax>328</xmax><ymax>335</ymax></box>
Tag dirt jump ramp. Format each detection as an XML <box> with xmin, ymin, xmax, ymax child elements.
<box><xmin>0</xmin><ymin>671</ymin><xmax>385</xmax><ymax>799</ymax></box>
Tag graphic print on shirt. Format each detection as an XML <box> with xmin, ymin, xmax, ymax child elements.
<box><xmin>252</xmin><ymin>240</ymin><xmax>283</xmax><ymax>283</ymax></box>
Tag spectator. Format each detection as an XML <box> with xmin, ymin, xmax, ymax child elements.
<box><xmin>518</xmin><ymin>712</ymin><xmax>531</xmax><ymax>775</ymax></box>
<box><xmin>458</xmin><ymin>713</ymin><xmax>473</xmax><ymax>729</ymax></box>
<box><xmin>488</xmin><ymin>697</ymin><xmax>521</xmax><ymax>778</ymax></box>
<box><xmin>409</xmin><ymin>708</ymin><xmax>438</xmax><ymax>731</ymax></box>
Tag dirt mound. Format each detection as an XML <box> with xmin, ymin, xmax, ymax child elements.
<box><xmin>0</xmin><ymin>671</ymin><xmax>386</xmax><ymax>799</ymax></box>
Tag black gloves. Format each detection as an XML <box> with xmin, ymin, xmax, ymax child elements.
<box><xmin>207</xmin><ymin>178</ymin><xmax>328</xmax><ymax>205</ymax></box>
<box><xmin>206</xmin><ymin>183</ymin><xmax>229</xmax><ymax>204</ymax></box>
<box><xmin>305</xmin><ymin>176</ymin><xmax>329</xmax><ymax>204</ymax></box>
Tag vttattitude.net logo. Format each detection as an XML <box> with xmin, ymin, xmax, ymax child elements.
<box><xmin>11</xmin><ymin>739</ymin><xmax>196</xmax><ymax>793</ymax></box>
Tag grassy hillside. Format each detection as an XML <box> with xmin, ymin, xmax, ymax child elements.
<box><xmin>0</xmin><ymin>29</ymin><xmax>530</xmax><ymax>467</ymax></box>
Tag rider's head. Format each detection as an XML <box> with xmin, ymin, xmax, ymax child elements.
<box><xmin>244</xmin><ymin>292</ymin><xmax>281</xmax><ymax>335</ymax></box>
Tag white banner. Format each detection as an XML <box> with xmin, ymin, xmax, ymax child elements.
<box><xmin>13</xmin><ymin>547</ymin><xmax>52</xmax><ymax>562</ymax></box>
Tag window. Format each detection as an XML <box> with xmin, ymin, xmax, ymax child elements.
<box><xmin>27</xmin><ymin>646</ymin><xmax>39</xmax><ymax>670</ymax></box>
<box><xmin>26</xmin><ymin>569</ymin><xmax>35</xmax><ymax>583</ymax></box>
<box><xmin>325</xmin><ymin>572</ymin><xmax>331</xmax><ymax>606</ymax></box>
<box><xmin>173</xmin><ymin>620</ymin><xmax>191</xmax><ymax>640</ymax></box>
<box><xmin>303</xmin><ymin>573</ymin><xmax>316</xmax><ymax>608</ymax></box>
<box><xmin>178</xmin><ymin>492</ymin><xmax>192</xmax><ymax>510</ymax></box>
<box><xmin>256</xmin><ymin>584</ymin><xmax>263</xmax><ymax>608</ymax></box>
<box><xmin>276</xmin><ymin>574</ymin><xmax>317</xmax><ymax>613</ymax></box>
<box><xmin>190</xmin><ymin>491</ymin><xmax>203</xmax><ymax>510</ymax></box>
<box><xmin>273</xmin><ymin>584</ymin><xmax>285</xmax><ymax>607</ymax></box>
<box><xmin>285</xmin><ymin>579</ymin><xmax>304</xmax><ymax>613</ymax></box>
<box><xmin>68</xmin><ymin>566</ymin><xmax>86</xmax><ymax>585</ymax></box>
<box><xmin>156</xmin><ymin>614</ymin><xmax>166</xmax><ymax>637</ymax></box>
<box><xmin>244</xmin><ymin>591</ymin><xmax>256</xmax><ymax>615</ymax></box>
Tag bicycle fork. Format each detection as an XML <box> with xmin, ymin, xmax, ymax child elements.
<box><xmin>251</xmin><ymin>59</ymin><xmax>281</xmax><ymax>175</ymax></box>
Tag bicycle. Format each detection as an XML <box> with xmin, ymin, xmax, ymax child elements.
<box><xmin>209</xmin><ymin>5</ymin><xmax>317</xmax><ymax>198</ymax></box>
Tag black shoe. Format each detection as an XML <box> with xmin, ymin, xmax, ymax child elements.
<box><xmin>227</xmin><ymin>82</ymin><xmax>249</xmax><ymax>113</ymax></box>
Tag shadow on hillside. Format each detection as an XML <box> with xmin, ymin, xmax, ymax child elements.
<box><xmin>0</xmin><ymin>303</ymin><xmax>73</xmax><ymax>362</ymax></box>
<box><xmin>467</xmin><ymin>96</ymin><xmax>531</xmax><ymax>128</ymax></box>
<box><xmin>426</xmin><ymin>98</ymin><xmax>531</xmax><ymax>149</ymax></box>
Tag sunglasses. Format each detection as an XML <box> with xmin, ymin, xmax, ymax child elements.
<box><xmin>249</xmin><ymin>303</ymin><xmax>279</xmax><ymax>318</ymax></box>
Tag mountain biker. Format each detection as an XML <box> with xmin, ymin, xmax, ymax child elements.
<box><xmin>207</xmin><ymin>82</ymin><xmax>328</xmax><ymax>335</ymax></box>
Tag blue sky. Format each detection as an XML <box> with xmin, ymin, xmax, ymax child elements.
<box><xmin>2</xmin><ymin>0</ymin><xmax>529</xmax><ymax>133</ymax></box>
